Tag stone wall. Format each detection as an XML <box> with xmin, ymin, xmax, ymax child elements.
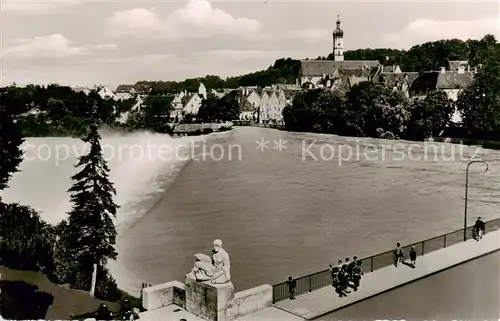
<box><xmin>226</xmin><ymin>285</ymin><xmax>273</xmax><ymax>320</ymax></box>
<box><xmin>169</xmin><ymin>122</ymin><xmax>233</xmax><ymax>134</ymax></box>
<box><xmin>142</xmin><ymin>279</ymin><xmax>272</xmax><ymax>321</ymax></box>
<box><xmin>142</xmin><ymin>281</ymin><xmax>186</xmax><ymax>311</ymax></box>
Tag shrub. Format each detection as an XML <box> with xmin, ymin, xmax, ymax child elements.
<box><xmin>0</xmin><ymin>203</ymin><xmax>55</xmax><ymax>271</ymax></box>
<box><xmin>202</xmin><ymin>128</ymin><xmax>214</xmax><ymax>135</ymax></box>
<box><xmin>482</xmin><ymin>141</ymin><xmax>500</xmax><ymax>150</ymax></box>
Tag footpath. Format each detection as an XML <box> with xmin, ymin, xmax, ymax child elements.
<box><xmin>268</xmin><ymin>229</ymin><xmax>500</xmax><ymax>320</ymax></box>
<box><xmin>139</xmin><ymin>229</ymin><xmax>499</xmax><ymax>321</ymax></box>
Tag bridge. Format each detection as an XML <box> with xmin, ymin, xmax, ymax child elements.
<box><xmin>137</xmin><ymin>219</ymin><xmax>500</xmax><ymax>321</ymax></box>
<box><xmin>320</xmin><ymin>251</ymin><xmax>500</xmax><ymax>321</ymax></box>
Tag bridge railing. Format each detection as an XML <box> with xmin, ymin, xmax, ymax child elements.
<box><xmin>272</xmin><ymin>217</ymin><xmax>500</xmax><ymax>303</ymax></box>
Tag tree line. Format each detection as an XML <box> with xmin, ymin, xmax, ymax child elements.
<box><xmin>284</xmin><ymin>41</ymin><xmax>500</xmax><ymax>142</ymax></box>
<box><xmin>123</xmin><ymin>35</ymin><xmax>499</xmax><ymax>92</ymax></box>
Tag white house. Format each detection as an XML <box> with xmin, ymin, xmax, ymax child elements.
<box><xmin>183</xmin><ymin>93</ymin><xmax>203</xmax><ymax>115</ymax></box>
<box><xmin>198</xmin><ymin>83</ymin><xmax>207</xmax><ymax>100</ymax></box>
<box><xmin>169</xmin><ymin>92</ymin><xmax>203</xmax><ymax>121</ymax></box>
<box><xmin>114</xmin><ymin>92</ymin><xmax>133</xmax><ymax>101</ymax></box>
<box><xmin>246</xmin><ymin>90</ymin><xmax>261</xmax><ymax>108</ymax></box>
<box><xmin>258</xmin><ymin>88</ymin><xmax>290</xmax><ymax>125</ymax></box>
<box><xmin>98</xmin><ymin>86</ymin><xmax>115</xmax><ymax>100</ymax></box>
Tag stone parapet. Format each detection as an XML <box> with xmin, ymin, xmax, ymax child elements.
<box><xmin>142</xmin><ymin>281</ymin><xmax>186</xmax><ymax>311</ymax></box>
<box><xmin>185</xmin><ymin>274</ymin><xmax>235</xmax><ymax>321</ymax></box>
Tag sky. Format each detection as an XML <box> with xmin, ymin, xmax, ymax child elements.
<box><xmin>0</xmin><ymin>0</ymin><xmax>499</xmax><ymax>88</ymax></box>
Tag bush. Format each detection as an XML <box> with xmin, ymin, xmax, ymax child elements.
<box><xmin>219</xmin><ymin>126</ymin><xmax>231</xmax><ymax>132</ymax></box>
<box><xmin>202</xmin><ymin>128</ymin><xmax>214</xmax><ymax>135</ymax></box>
<box><xmin>0</xmin><ymin>203</ymin><xmax>55</xmax><ymax>271</ymax></box>
<box><xmin>482</xmin><ymin>141</ymin><xmax>500</xmax><ymax>150</ymax></box>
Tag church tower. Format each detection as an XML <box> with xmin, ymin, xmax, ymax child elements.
<box><xmin>332</xmin><ymin>15</ymin><xmax>344</xmax><ymax>61</ymax></box>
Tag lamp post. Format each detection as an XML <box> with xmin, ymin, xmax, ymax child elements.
<box><xmin>464</xmin><ymin>160</ymin><xmax>489</xmax><ymax>241</ymax></box>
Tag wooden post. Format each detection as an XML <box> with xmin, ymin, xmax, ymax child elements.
<box><xmin>90</xmin><ymin>263</ymin><xmax>97</xmax><ymax>297</ymax></box>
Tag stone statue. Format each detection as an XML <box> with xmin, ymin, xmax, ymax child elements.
<box><xmin>191</xmin><ymin>239</ymin><xmax>231</xmax><ymax>284</ymax></box>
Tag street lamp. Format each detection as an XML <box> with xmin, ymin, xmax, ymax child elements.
<box><xmin>464</xmin><ymin>160</ymin><xmax>489</xmax><ymax>241</ymax></box>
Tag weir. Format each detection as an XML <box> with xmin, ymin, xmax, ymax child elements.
<box><xmin>136</xmin><ymin>217</ymin><xmax>500</xmax><ymax>321</ymax></box>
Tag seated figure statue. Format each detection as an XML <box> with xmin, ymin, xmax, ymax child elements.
<box><xmin>191</xmin><ymin>239</ymin><xmax>231</xmax><ymax>284</ymax></box>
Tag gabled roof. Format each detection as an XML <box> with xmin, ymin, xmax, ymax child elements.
<box><xmin>181</xmin><ymin>93</ymin><xmax>198</xmax><ymax>106</ymax></box>
<box><xmin>410</xmin><ymin>71</ymin><xmax>474</xmax><ymax>94</ymax></box>
<box><xmin>382</xmin><ymin>65</ymin><xmax>401</xmax><ymax>73</ymax></box>
<box><xmin>239</xmin><ymin>99</ymin><xmax>257</xmax><ymax>112</ymax></box>
<box><xmin>300</xmin><ymin>60</ymin><xmax>381</xmax><ymax>77</ymax></box>
<box><xmin>380</xmin><ymin>72</ymin><xmax>419</xmax><ymax>88</ymax></box>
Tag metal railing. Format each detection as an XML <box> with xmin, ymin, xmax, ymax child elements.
<box><xmin>272</xmin><ymin>217</ymin><xmax>500</xmax><ymax>303</ymax></box>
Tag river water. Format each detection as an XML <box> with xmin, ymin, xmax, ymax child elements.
<box><xmin>2</xmin><ymin>127</ymin><xmax>500</xmax><ymax>296</ymax></box>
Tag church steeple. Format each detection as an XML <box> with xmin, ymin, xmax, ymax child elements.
<box><xmin>332</xmin><ymin>14</ymin><xmax>344</xmax><ymax>61</ymax></box>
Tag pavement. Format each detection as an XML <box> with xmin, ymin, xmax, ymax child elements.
<box><xmin>139</xmin><ymin>229</ymin><xmax>500</xmax><ymax>321</ymax></box>
<box><xmin>319</xmin><ymin>251</ymin><xmax>500</xmax><ymax>321</ymax></box>
<box><xmin>274</xmin><ymin>229</ymin><xmax>500</xmax><ymax>320</ymax></box>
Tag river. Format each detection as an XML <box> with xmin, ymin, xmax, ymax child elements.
<box><xmin>2</xmin><ymin>127</ymin><xmax>500</xmax><ymax>296</ymax></box>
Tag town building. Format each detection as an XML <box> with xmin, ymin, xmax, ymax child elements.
<box><xmin>258</xmin><ymin>88</ymin><xmax>289</xmax><ymax>125</ymax></box>
<box><xmin>298</xmin><ymin>16</ymin><xmax>381</xmax><ymax>89</ymax></box>
<box><xmin>410</xmin><ymin>67</ymin><xmax>475</xmax><ymax>123</ymax></box>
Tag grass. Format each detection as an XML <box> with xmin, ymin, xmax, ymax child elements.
<box><xmin>0</xmin><ymin>266</ymin><xmax>120</xmax><ymax>320</ymax></box>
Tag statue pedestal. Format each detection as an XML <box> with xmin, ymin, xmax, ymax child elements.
<box><xmin>185</xmin><ymin>273</ymin><xmax>234</xmax><ymax>321</ymax></box>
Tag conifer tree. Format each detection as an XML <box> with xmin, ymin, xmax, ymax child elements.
<box><xmin>0</xmin><ymin>103</ymin><xmax>24</xmax><ymax>191</ymax></box>
<box><xmin>64</xmin><ymin>107</ymin><xmax>118</xmax><ymax>292</ymax></box>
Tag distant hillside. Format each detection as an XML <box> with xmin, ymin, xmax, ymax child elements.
<box><xmin>118</xmin><ymin>34</ymin><xmax>499</xmax><ymax>93</ymax></box>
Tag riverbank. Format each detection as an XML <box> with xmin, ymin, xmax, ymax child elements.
<box><xmin>169</xmin><ymin>122</ymin><xmax>233</xmax><ymax>137</ymax></box>
<box><xmin>0</xmin><ymin>266</ymin><xmax>120</xmax><ymax>319</ymax></box>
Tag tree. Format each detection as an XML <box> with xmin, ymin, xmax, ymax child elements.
<box><xmin>142</xmin><ymin>95</ymin><xmax>173</xmax><ymax>133</ymax></box>
<box><xmin>0</xmin><ymin>102</ymin><xmax>24</xmax><ymax>191</ymax></box>
<box><xmin>406</xmin><ymin>91</ymin><xmax>454</xmax><ymax>140</ymax></box>
<box><xmin>456</xmin><ymin>54</ymin><xmax>500</xmax><ymax>140</ymax></box>
<box><xmin>197</xmin><ymin>95</ymin><xmax>220</xmax><ymax>122</ymax></box>
<box><xmin>283</xmin><ymin>89</ymin><xmax>345</xmax><ymax>133</ymax></box>
<box><xmin>345</xmin><ymin>82</ymin><xmax>410</xmax><ymax>138</ymax></box>
<box><xmin>57</xmin><ymin>109</ymin><xmax>119</xmax><ymax>295</ymax></box>
<box><xmin>0</xmin><ymin>203</ymin><xmax>55</xmax><ymax>271</ymax></box>
<box><xmin>198</xmin><ymin>91</ymin><xmax>240</xmax><ymax>122</ymax></box>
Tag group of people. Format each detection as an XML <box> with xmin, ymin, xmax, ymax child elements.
<box><xmin>285</xmin><ymin>219</ymin><xmax>488</xmax><ymax>301</ymax></box>
<box><xmin>328</xmin><ymin>256</ymin><xmax>364</xmax><ymax>297</ymax></box>
<box><xmin>393</xmin><ymin>242</ymin><xmax>417</xmax><ymax>268</ymax></box>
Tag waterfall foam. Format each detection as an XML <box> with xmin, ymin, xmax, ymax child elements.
<box><xmin>1</xmin><ymin>131</ymin><xmax>199</xmax><ymax>228</ymax></box>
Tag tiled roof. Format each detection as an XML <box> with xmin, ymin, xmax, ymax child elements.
<box><xmin>380</xmin><ymin>72</ymin><xmax>419</xmax><ymax>88</ymax></box>
<box><xmin>300</xmin><ymin>60</ymin><xmax>381</xmax><ymax>77</ymax></box>
<box><xmin>410</xmin><ymin>71</ymin><xmax>474</xmax><ymax>94</ymax></box>
<box><xmin>348</xmin><ymin>76</ymin><xmax>369</xmax><ymax>87</ymax></box>
<box><xmin>239</xmin><ymin>99</ymin><xmax>257</xmax><ymax>112</ymax></box>
<box><xmin>382</xmin><ymin>65</ymin><xmax>401</xmax><ymax>73</ymax></box>
<box><xmin>116</xmin><ymin>85</ymin><xmax>135</xmax><ymax>93</ymax></box>
<box><xmin>436</xmin><ymin>71</ymin><xmax>474</xmax><ymax>89</ymax></box>
<box><xmin>181</xmin><ymin>93</ymin><xmax>197</xmax><ymax>106</ymax></box>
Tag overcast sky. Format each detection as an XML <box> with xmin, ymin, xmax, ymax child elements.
<box><xmin>1</xmin><ymin>0</ymin><xmax>499</xmax><ymax>88</ymax></box>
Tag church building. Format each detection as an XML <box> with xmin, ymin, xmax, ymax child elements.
<box><xmin>298</xmin><ymin>16</ymin><xmax>381</xmax><ymax>89</ymax></box>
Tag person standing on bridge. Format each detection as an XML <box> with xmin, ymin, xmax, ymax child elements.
<box><xmin>474</xmin><ymin>217</ymin><xmax>485</xmax><ymax>240</ymax></box>
<box><xmin>286</xmin><ymin>276</ymin><xmax>296</xmax><ymax>300</ymax></box>
<box><xmin>393</xmin><ymin>242</ymin><xmax>404</xmax><ymax>267</ymax></box>
<box><xmin>409</xmin><ymin>246</ymin><xmax>417</xmax><ymax>268</ymax></box>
